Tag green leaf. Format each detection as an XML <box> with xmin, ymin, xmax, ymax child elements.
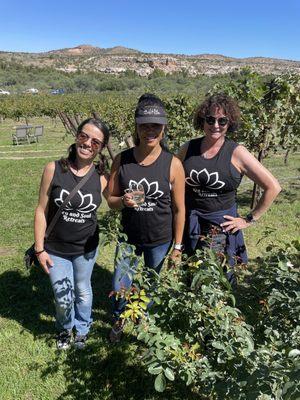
<box><xmin>282</xmin><ymin>381</ymin><xmax>295</xmax><ymax>395</ymax></box>
<box><xmin>154</xmin><ymin>373</ymin><xmax>166</xmax><ymax>392</ymax></box>
<box><xmin>156</xmin><ymin>349</ymin><xmax>165</xmax><ymax>361</ymax></box>
<box><xmin>137</xmin><ymin>331</ymin><xmax>146</xmax><ymax>341</ymax></box>
<box><xmin>212</xmin><ymin>341</ymin><xmax>225</xmax><ymax>350</ymax></box>
<box><xmin>288</xmin><ymin>349</ymin><xmax>300</xmax><ymax>357</ymax></box>
<box><xmin>185</xmin><ymin>370</ymin><xmax>193</xmax><ymax>386</ymax></box>
<box><xmin>228</xmin><ymin>294</ymin><xmax>236</xmax><ymax>307</ymax></box>
<box><xmin>148</xmin><ymin>364</ymin><xmax>163</xmax><ymax>375</ymax></box>
<box><xmin>164</xmin><ymin>367</ymin><xmax>175</xmax><ymax>381</ymax></box>
<box><xmin>245</xmin><ymin>336</ymin><xmax>254</xmax><ymax>353</ymax></box>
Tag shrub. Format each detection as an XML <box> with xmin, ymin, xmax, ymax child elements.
<box><xmin>117</xmin><ymin>241</ymin><xmax>300</xmax><ymax>399</ymax></box>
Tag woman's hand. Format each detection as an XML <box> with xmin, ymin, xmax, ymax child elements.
<box><xmin>168</xmin><ymin>249</ymin><xmax>182</xmax><ymax>268</ymax></box>
<box><xmin>37</xmin><ymin>251</ymin><xmax>54</xmax><ymax>274</ymax></box>
<box><xmin>221</xmin><ymin>215</ymin><xmax>251</xmax><ymax>234</ymax></box>
<box><xmin>122</xmin><ymin>193</ymin><xmax>138</xmax><ymax>208</ymax></box>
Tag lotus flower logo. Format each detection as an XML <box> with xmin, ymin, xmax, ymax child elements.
<box><xmin>54</xmin><ymin>189</ymin><xmax>97</xmax><ymax>213</ymax></box>
<box><xmin>128</xmin><ymin>178</ymin><xmax>164</xmax><ymax>199</ymax></box>
<box><xmin>186</xmin><ymin>169</ymin><xmax>225</xmax><ymax>190</ymax></box>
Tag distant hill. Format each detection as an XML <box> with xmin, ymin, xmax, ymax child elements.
<box><xmin>46</xmin><ymin>44</ymin><xmax>140</xmax><ymax>56</ymax></box>
<box><xmin>0</xmin><ymin>44</ymin><xmax>299</xmax><ymax>77</ymax></box>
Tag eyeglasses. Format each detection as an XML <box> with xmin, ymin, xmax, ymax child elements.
<box><xmin>77</xmin><ymin>131</ymin><xmax>104</xmax><ymax>150</ymax></box>
<box><xmin>205</xmin><ymin>116</ymin><xmax>229</xmax><ymax>127</ymax></box>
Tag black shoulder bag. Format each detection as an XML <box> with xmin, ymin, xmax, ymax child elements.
<box><xmin>24</xmin><ymin>166</ymin><xmax>96</xmax><ymax>269</ymax></box>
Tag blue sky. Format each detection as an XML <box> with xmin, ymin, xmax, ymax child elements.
<box><xmin>1</xmin><ymin>0</ymin><xmax>300</xmax><ymax>60</ymax></box>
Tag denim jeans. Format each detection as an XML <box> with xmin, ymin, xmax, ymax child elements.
<box><xmin>112</xmin><ymin>240</ymin><xmax>172</xmax><ymax>319</ymax></box>
<box><xmin>48</xmin><ymin>247</ymin><xmax>98</xmax><ymax>335</ymax></box>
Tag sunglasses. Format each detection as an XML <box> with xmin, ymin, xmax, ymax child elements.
<box><xmin>205</xmin><ymin>116</ymin><xmax>229</xmax><ymax>127</ymax></box>
<box><xmin>77</xmin><ymin>131</ymin><xmax>104</xmax><ymax>150</ymax></box>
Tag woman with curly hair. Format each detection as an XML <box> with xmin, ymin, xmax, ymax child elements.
<box><xmin>34</xmin><ymin>118</ymin><xmax>109</xmax><ymax>349</ymax></box>
<box><xmin>178</xmin><ymin>94</ymin><xmax>281</xmax><ymax>283</ymax></box>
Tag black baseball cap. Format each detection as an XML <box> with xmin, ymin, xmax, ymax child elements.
<box><xmin>135</xmin><ymin>97</ymin><xmax>167</xmax><ymax>125</ymax></box>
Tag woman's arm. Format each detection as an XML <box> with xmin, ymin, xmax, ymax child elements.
<box><xmin>221</xmin><ymin>145</ymin><xmax>282</xmax><ymax>233</ymax></box>
<box><xmin>34</xmin><ymin>161</ymin><xmax>55</xmax><ymax>273</ymax></box>
<box><xmin>101</xmin><ymin>173</ymin><xmax>109</xmax><ymax>201</ymax></box>
<box><xmin>169</xmin><ymin>156</ymin><xmax>186</xmax><ymax>261</ymax></box>
<box><xmin>106</xmin><ymin>153</ymin><xmax>137</xmax><ymax>209</ymax></box>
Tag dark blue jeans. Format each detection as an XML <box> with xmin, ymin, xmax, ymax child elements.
<box><xmin>112</xmin><ymin>240</ymin><xmax>172</xmax><ymax>319</ymax></box>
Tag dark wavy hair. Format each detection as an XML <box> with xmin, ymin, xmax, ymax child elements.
<box><xmin>193</xmin><ymin>93</ymin><xmax>241</xmax><ymax>133</ymax></box>
<box><xmin>60</xmin><ymin>117</ymin><xmax>110</xmax><ymax>175</ymax></box>
<box><xmin>134</xmin><ymin>93</ymin><xmax>169</xmax><ymax>151</ymax></box>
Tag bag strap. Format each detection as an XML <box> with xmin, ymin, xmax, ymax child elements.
<box><xmin>45</xmin><ymin>165</ymin><xmax>96</xmax><ymax>239</ymax></box>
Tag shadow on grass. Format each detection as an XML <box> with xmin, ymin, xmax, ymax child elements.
<box><xmin>37</xmin><ymin>262</ymin><xmax>204</xmax><ymax>400</ymax></box>
<box><xmin>236</xmin><ymin>189</ymin><xmax>252</xmax><ymax>208</ymax></box>
<box><xmin>0</xmin><ymin>265</ymin><xmax>53</xmax><ymax>336</ymax></box>
<box><xmin>0</xmin><ymin>261</ymin><xmax>200</xmax><ymax>399</ymax></box>
<box><xmin>40</xmin><ymin>337</ymin><xmax>200</xmax><ymax>400</ymax></box>
<box><xmin>276</xmin><ymin>188</ymin><xmax>299</xmax><ymax>204</ymax></box>
<box><xmin>0</xmin><ymin>261</ymin><xmax>113</xmax><ymax>338</ymax></box>
<box><xmin>238</xmin><ymin>184</ymin><xmax>299</xmax><ymax>209</ymax></box>
<box><xmin>92</xmin><ymin>262</ymin><xmax>114</xmax><ymax>325</ymax></box>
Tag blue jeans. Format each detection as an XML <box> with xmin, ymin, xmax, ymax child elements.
<box><xmin>112</xmin><ymin>240</ymin><xmax>172</xmax><ymax>319</ymax></box>
<box><xmin>48</xmin><ymin>248</ymin><xmax>98</xmax><ymax>335</ymax></box>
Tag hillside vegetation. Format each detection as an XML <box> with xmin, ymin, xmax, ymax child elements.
<box><xmin>1</xmin><ymin>43</ymin><xmax>300</xmax><ymax>95</ymax></box>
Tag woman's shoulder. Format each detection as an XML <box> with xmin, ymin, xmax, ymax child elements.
<box><xmin>46</xmin><ymin>159</ymin><xmax>74</xmax><ymax>178</ymax></box>
<box><xmin>40</xmin><ymin>161</ymin><xmax>56</xmax><ymax>187</ymax></box>
<box><xmin>170</xmin><ymin>154</ymin><xmax>183</xmax><ymax>169</ymax></box>
<box><xmin>100</xmin><ymin>173</ymin><xmax>109</xmax><ymax>192</ymax></box>
<box><xmin>44</xmin><ymin>161</ymin><xmax>56</xmax><ymax>174</ymax></box>
<box><xmin>177</xmin><ymin>137</ymin><xmax>202</xmax><ymax>160</ymax></box>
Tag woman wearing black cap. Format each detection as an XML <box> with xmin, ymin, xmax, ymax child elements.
<box><xmin>107</xmin><ymin>94</ymin><xmax>185</xmax><ymax>342</ymax></box>
<box><xmin>178</xmin><ymin>93</ymin><xmax>281</xmax><ymax>284</ymax></box>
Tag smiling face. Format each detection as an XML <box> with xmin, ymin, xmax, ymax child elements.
<box><xmin>203</xmin><ymin>106</ymin><xmax>229</xmax><ymax>141</ymax></box>
<box><xmin>75</xmin><ymin>123</ymin><xmax>105</xmax><ymax>161</ymax></box>
<box><xmin>136</xmin><ymin>123</ymin><xmax>164</xmax><ymax>147</ymax></box>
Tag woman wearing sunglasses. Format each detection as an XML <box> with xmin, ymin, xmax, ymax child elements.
<box><xmin>178</xmin><ymin>93</ymin><xmax>281</xmax><ymax>284</ymax></box>
<box><xmin>34</xmin><ymin>118</ymin><xmax>109</xmax><ymax>349</ymax></box>
<box><xmin>107</xmin><ymin>94</ymin><xmax>185</xmax><ymax>342</ymax></box>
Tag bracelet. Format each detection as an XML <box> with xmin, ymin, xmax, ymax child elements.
<box><xmin>244</xmin><ymin>213</ymin><xmax>257</xmax><ymax>224</ymax></box>
<box><xmin>121</xmin><ymin>196</ymin><xmax>125</xmax><ymax>208</ymax></box>
<box><xmin>174</xmin><ymin>243</ymin><xmax>184</xmax><ymax>251</ymax></box>
<box><xmin>35</xmin><ymin>249</ymin><xmax>45</xmax><ymax>256</ymax></box>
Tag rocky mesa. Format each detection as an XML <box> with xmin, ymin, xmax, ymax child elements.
<box><xmin>1</xmin><ymin>44</ymin><xmax>300</xmax><ymax>76</ymax></box>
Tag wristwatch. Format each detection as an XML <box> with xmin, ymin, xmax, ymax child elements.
<box><xmin>244</xmin><ymin>213</ymin><xmax>256</xmax><ymax>224</ymax></box>
<box><xmin>174</xmin><ymin>243</ymin><xmax>184</xmax><ymax>251</ymax></box>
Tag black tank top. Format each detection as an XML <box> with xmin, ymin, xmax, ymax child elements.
<box><xmin>119</xmin><ymin>148</ymin><xmax>173</xmax><ymax>246</ymax></box>
<box><xmin>183</xmin><ymin>137</ymin><xmax>242</xmax><ymax>212</ymax></box>
<box><xmin>45</xmin><ymin>161</ymin><xmax>102</xmax><ymax>256</ymax></box>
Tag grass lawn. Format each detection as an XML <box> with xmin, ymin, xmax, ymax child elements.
<box><xmin>0</xmin><ymin>118</ymin><xmax>299</xmax><ymax>399</ymax></box>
